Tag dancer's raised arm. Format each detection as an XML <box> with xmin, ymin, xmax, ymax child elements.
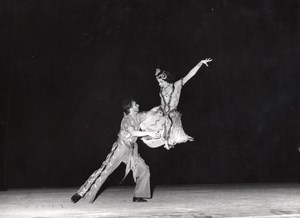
<box><xmin>182</xmin><ymin>58</ymin><xmax>212</xmax><ymax>85</ymax></box>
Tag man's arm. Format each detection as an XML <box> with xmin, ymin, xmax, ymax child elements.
<box><xmin>129</xmin><ymin>126</ymin><xmax>160</xmax><ymax>138</ymax></box>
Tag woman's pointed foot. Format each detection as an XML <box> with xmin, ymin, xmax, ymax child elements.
<box><xmin>188</xmin><ymin>137</ymin><xmax>194</xmax><ymax>142</ymax></box>
<box><xmin>164</xmin><ymin>142</ymin><xmax>170</xmax><ymax>150</ymax></box>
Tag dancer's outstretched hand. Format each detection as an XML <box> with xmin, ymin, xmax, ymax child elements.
<box><xmin>200</xmin><ymin>58</ymin><xmax>213</xmax><ymax>67</ymax></box>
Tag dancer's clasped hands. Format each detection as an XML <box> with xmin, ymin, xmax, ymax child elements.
<box><xmin>149</xmin><ymin>131</ymin><xmax>161</xmax><ymax>139</ymax></box>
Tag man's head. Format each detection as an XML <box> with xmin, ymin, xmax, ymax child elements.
<box><xmin>122</xmin><ymin>98</ymin><xmax>139</xmax><ymax>115</ymax></box>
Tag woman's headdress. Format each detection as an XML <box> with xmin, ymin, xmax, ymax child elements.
<box><xmin>155</xmin><ymin>68</ymin><xmax>168</xmax><ymax>80</ymax></box>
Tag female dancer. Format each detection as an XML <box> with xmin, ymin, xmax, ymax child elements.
<box><xmin>140</xmin><ymin>58</ymin><xmax>212</xmax><ymax>149</ymax></box>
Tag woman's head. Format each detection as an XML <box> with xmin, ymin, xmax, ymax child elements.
<box><xmin>155</xmin><ymin>68</ymin><xmax>175</xmax><ymax>86</ymax></box>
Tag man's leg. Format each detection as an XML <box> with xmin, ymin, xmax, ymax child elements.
<box><xmin>74</xmin><ymin>143</ymin><xmax>130</xmax><ymax>203</ymax></box>
<box><xmin>132</xmin><ymin>155</ymin><xmax>151</xmax><ymax>201</ymax></box>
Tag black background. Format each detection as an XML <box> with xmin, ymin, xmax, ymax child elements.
<box><xmin>1</xmin><ymin>0</ymin><xmax>299</xmax><ymax>189</ymax></box>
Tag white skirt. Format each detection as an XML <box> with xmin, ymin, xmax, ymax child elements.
<box><xmin>140</xmin><ymin>106</ymin><xmax>193</xmax><ymax>148</ymax></box>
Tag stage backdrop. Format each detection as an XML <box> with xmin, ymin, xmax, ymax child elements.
<box><xmin>1</xmin><ymin>0</ymin><xmax>300</xmax><ymax>189</ymax></box>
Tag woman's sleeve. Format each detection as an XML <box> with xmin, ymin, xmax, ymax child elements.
<box><xmin>175</xmin><ymin>78</ymin><xmax>184</xmax><ymax>87</ymax></box>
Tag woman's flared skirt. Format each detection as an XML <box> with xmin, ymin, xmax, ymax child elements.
<box><xmin>140</xmin><ymin>106</ymin><xmax>193</xmax><ymax>148</ymax></box>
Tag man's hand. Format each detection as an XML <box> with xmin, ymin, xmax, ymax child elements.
<box><xmin>149</xmin><ymin>131</ymin><xmax>161</xmax><ymax>139</ymax></box>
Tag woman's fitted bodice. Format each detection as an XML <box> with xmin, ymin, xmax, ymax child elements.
<box><xmin>159</xmin><ymin>79</ymin><xmax>183</xmax><ymax>113</ymax></box>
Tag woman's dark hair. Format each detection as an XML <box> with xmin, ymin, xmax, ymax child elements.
<box><xmin>122</xmin><ymin>98</ymin><xmax>134</xmax><ymax>114</ymax></box>
<box><xmin>156</xmin><ymin>68</ymin><xmax>177</xmax><ymax>83</ymax></box>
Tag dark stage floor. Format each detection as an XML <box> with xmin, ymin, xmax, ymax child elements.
<box><xmin>1</xmin><ymin>183</ymin><xmax>300</xmax><ymax>217</ymax></box>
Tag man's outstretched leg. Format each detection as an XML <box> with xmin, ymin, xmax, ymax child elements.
<box><xmin>71</xmin><ymin>143</ymin><xmax>129</xmax><ymax>203</ymax></box>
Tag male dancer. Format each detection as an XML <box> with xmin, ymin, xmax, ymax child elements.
<box><xmin>71</xmin><ymin>98</ymin><xmax>160</xmax><ymax>203</ymax></box>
